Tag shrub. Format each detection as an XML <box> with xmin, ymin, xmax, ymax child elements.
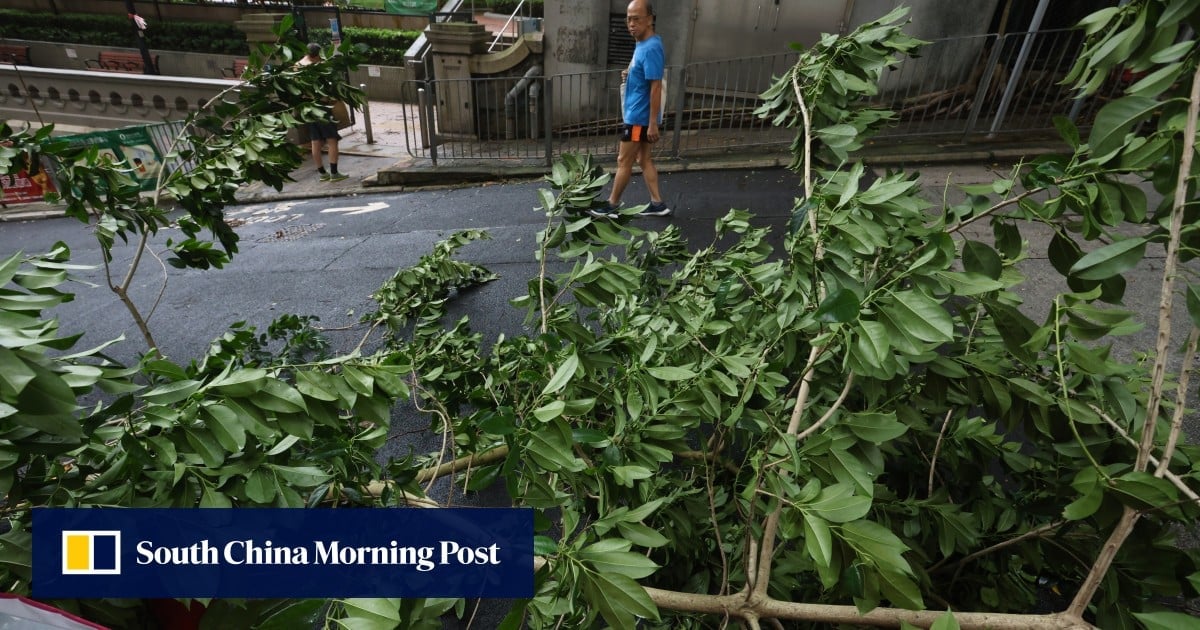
<box><xmin>0</xmin><ymin>8</ymin><xmax>417</xmax><ymax>66</ymax></box>
<box><xmin>309</xmin><ymin>26</ymin><xmax>421</xmax><ymax>66</ymax></box>
<box><xmin>0</xmin><ymin>9</ymin><xmax>249</xmax><ymax>55</ymax></box>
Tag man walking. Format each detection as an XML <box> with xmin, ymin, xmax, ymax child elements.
<box><xmin>594</xmin><ymin>0</ymin><xmax>671</xmax><ymax>218</ymax></box>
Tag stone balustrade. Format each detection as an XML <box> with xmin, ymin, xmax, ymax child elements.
<box><xmin>0</xmin><ymin>65</ymin><xmax>239</xmax><ymax>129</ymax></box>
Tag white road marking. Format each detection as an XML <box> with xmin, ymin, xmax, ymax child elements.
<box><xmin>320</xmin><ymin>201</ymin><xmax>389</xmax><ymax>216</ymax></box>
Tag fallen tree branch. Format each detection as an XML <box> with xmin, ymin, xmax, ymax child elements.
<box><xmin>1067</xmin><ymin>59</ymin><xmax>1200</xmax><ymax>619</ymax></box>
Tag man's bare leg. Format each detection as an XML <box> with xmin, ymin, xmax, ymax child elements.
<box><xmin>310</xmin><ymin>140</ymin><xmax>324</xmax><ymax>170</ymax></box>
<box><xmin>638</xmin><ymin>143</ymin><xmax>662</xmax><ymax>203</ymax></box>
<box><xmin>609</xmin><ymin>139</ymin><xmax>639</xmax><ymax>206</ymax></box>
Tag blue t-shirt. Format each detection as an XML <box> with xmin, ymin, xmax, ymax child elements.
<box><xmin>624</xmin><ymin>34</ymin><xmax>665</xmax><ymax>127</ymax></box>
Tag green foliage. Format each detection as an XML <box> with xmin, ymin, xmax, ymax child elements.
<box><xmin>0</xmin><ymin>9</ymin><xmax>416</xmax><ymax>66</ymax></box>
<box><xmin>308</xmin><ymin>26</ymin><xmax>422</xmax><ymax>66</ymax></box>
<box><xmin>0</xmin><ymin>9</ymin><xmax>248</xmax><ymax>55</ymax></box>
<box><xmin>755</xmin><ymin>6</ymin><xmax>925</xmax><ymax>168</ymax></box>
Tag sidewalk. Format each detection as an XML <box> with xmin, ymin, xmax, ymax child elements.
<box><xmin>0</xmin><ymin>97</ymin><xmax>1067</xmax><ymax>222</ymax></box>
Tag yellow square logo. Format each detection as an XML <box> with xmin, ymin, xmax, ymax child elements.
<box><xmin>61</xmin><ymin>531</ymin><xmax>121</xmax><ymax>575</ymax></box>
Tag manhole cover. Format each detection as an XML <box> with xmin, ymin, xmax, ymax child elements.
<box><xmin>256</xmin><ymin>223</ymin><xmax>325</xmax><ymax>243</ymax></box>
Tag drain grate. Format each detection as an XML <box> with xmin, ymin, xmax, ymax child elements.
<box><xmin>256</xmin><ymin>223</ymin><xmax>326</xmax><ymax>243</ymax></box>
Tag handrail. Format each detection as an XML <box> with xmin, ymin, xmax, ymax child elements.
<box><xmin>487</xmin><ymin>0</ymin><xmax>528</xmax><ymax>53</ymax></box>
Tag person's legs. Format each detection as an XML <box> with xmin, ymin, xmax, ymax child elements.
<box><xmin>310</xmin><ymin>139</ymin><xmax>324</xmax><ymax>171</ymax></box>
<box><xmin>327</xmin><ymin>138</ymin><xmax>340</xmax><ymax>174</ymax></box>
<box><xmin>634</xmin><ymin>140</ymin><xmax>671</xmax><ymax>216</ymax></box>
<box><xmin>638</xmin><ymin>142</ymin><xmax>662</xmax><ymax>203</ymax></box>
<box><xmin>608</xmin><ymin>139</ymin><xmax>638</xmax><ymax>207</ymax></box>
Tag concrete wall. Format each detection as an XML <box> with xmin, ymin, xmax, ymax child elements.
<box><xmin>688</xmin><ymin>0</ymin><xmax>847</xmax><ymax>63</ymax></box>
<box><xmin>847</xmin><ymin>0</ymin><xmax>1000</xmax><ymax>40</ymax></box>
<box><xmin>543</xmin><ymin>0</ymin><xmax>614</xmax><ymax>123</ymax></box>
<box><xmin>846</xmin><ymin>0</ymin><xmax>1001</xmax><ymax>94</ymax></box>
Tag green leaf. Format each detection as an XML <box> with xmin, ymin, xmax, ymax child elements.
<box><xmin>579</xmin><ymin>546</ymin><xmax>659</xmax><ymax>579</ymax></box>
<box><xmin>1128</xmin><ymin>62</ymin><xmax>1186</xmax><ymax>98</ymax></box>
<box><xmin>244</xmin><ymin>469</ymin><xmax>276</xmax><ymax>504</ymax></box>
<box><xmin>1053</xmin><ymin>116</ymin><xmax>1082</xmax><ymax>148</ymax></box>
<box><xmin>203</xmin><ymin>404</ymin><xmax>246</xmax><ymax>452</ymax></box>
<box><xmin>533</xmin><ymin>535</ymin><xmax>558</xmax><ymax>556</ymax></box>
<box><xmin>616</xmin><ymin>521</ymin><xmax>668</xmax><ymax>548</ymax></box>
<box><xmin>295</xmin><ymin>370</ymin><xmax>339</xmax><ymax>402</ymax></box>
<box><xmin>532</xmin><ymin>400</ymin><xmax>566</xmax><ymax>422</ymax></box>
<box><xmin>803</xmin><ymin>514</ymin><xmax>833</xmax><ymax>566</ymax></box>
<box><xmin>1088</xmin><ymin>96</ymin><xmax>1162</xmax><ymax>160</ymax></box>
<box><xmin>525</xmin><ymin>421</ymin><xmax>583</xmax><ymax>472</ymax></box>
<box><xmin>883</xmin><ymin>290</ymin><xmax>954</xmax><ymax>343</ymax></box>
<box><xmin>1132</xmin><ymin>611</ymin><xmax>1200</xmax><ymax>630</ymax></box>
<box><xmin>185</xmin><ymin>429</ymin><xmax>226</xmax><ymax>468</ymax></box>
<box><xmin>808</xmin><ymin>485</ymin><xmax>872</xmax><ymax>523</ymax></box>
<box><xmin>842</xmin><ymin>411</ymin><xmax>907</xmax><ymax>444</ymax></box>
<box><xmin>541</xmin><ymin>352</ymin><xmax>579</xmax><ymax>396</ymax></box>
<box><xmin>962</xmin><ymin>240</ymin><xmax>1003</xmax><ymax>280</ymax></box>
<box><xmin>1110</xmin><ymin>471</ymin><xmax>1181</xmax><ymax>516</ymax></box>
<box><xmin>611</xmin><ymin>465</ymin><xmax>653</xmax><ymax>487</ymax></box>
<box><xmin>0</xmin><ymin>251</ymin><xmax>22</xmax><ymax>287</ymax></box>
<box><xmin>211</xmin><ymin>367</ymin><xmax>267</xmax><ymax>397</ymax></box>
<box><xmin>1069</xmin><ymin>237</ymin><xmax>1146</xmax><ymax>280</ymax></box>
<box><xmin>580</xmin><ymin>571</ymin><xmax>658</xmax><ymax>629</ymax></box>
<box><xmin>142</xmin><ymin>379</ymin><xmax>203</xmax><ymax>405</ymax></box>
<box><xmin>645</xmin><ymin>366</ymin><xmax>696</xmax><ymax>381</ymax></box>
<box><xmin>266</xmin><ymin>434</ymin><xmax>302</xmax><ymax>456</ymax></box>
<box><xmin>270</xmin><ymin>465</ymin><xmax>333</xmax><ymax>488</ymax></box>
<box><xmin>1157</xmin><ymin>0</ymin><xmax>1200</xmax><ymax>28</ymax></box>
<box><xmin>933</xmin><ymin>271</ymin><xmax>1005</xmax><ymax>296</ymax></box>
<box><xmin>201</xmin><ymin>485</ymin><xmax>233</xmax><ymax>508</ymax></box>
<box><xmin>1063</xmin><ymin>485</ymin><xmax>1104</xmax><ymax>520</ymax></box>
<box><xmin>1150</xmin><ymin>40</ymin><xmax>1195</xmax><ymax>63</ymax></box>
<box><xmin>0</xmin><ymin>348</ymin><xmax>36</xmax><ymax>396</ymax></box>
<box><xmin>815</xmin><ymin>289</ymin><xmax>860</xmax><ymax>323</ymax></box>
<box><xmin>836</xmin><ymin>162</ymin><xmax>866</xmax><ymax>208</ymax></box>
<box><xmin>840</xmin><ymin>519</ymin><xmax>912</xmax><ymax>573</ymax></box>
<box><xmin>250</xmin><ymin>378</ymin><xmax>309</xmax><ymax>414</ymax></box>
<box><xmin>340</xmin><ymin>598</ymin><xmax>401</xmax><ymax>625</ymax></box>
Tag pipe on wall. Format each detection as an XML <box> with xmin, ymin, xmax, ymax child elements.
<box><xmin>505</xmin><ymin>64</ymin><xmax>542</xmax><ymax>140</ymax></box>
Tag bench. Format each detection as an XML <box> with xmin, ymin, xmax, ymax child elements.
<box><xmin>86</xmin><ymin>51</ymin><xmax>158</xmax><ymax>73</ymax></box>
<box><xmin>221</xmin><ymin>59</ymin><xmax>249</xmax><ymax>78</ymax></box>
<box><xmin>0</xmin><ymin>44</ymin><xmax>31</xmax><ymax>66</ymax></box>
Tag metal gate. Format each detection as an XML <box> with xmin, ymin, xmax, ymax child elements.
<box><xmin>402</xmin><ymin>30</ymin><xmax>1120</xmax><ymax>164</ymax></box>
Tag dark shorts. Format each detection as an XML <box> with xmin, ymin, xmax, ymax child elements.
<box><xmin>621</xmin><ymin>124</ymin><xmax>652</xmax><ymax>142</ymax></box>
<box><xmin>308</xmin><ymin>121</ymin><xmax>340</xmax><ymax>141</ymax></box>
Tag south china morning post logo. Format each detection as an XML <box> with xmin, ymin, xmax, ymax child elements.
<box><xmin>61</xmin><ymin>530</ymin><xmax>121</xmax><ymax>575</ymax></box>
<box><xmin>34</xmin><ymin>508</ymin><xmax>533</xmax><ymax>599</ymax></box>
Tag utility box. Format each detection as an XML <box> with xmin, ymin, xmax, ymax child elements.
<box><xmin>516</xmin><ymin>17</ymin><xmax>543</xmax><ymax>36</ymax></box>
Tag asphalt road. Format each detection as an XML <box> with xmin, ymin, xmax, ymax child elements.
<box><xmin>0</xmin><ymin>167</ymin><xmax>804</xmax><ymax>365</ymax></box>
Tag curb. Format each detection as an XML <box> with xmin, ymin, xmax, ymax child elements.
<box><xmin>1</xmin><ymin>141</ymin><xmax>1068</xmax><ymax>221</ymax></box>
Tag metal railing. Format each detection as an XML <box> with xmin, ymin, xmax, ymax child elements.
<box><xmin>406</xmin><ymin>29</ymin><xmax>1127</xmax><ymax>164</ymax></box>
